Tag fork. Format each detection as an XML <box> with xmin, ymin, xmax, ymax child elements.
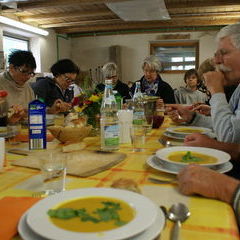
<box><xmin>32</xmin><ymin>191</ymin><xmax>46</xmax><ymax>198</ymax></box>
<box><xmin>148</xmin><ymin>177</ymin><xmax>177</xmax><ymax>184</ymax></box>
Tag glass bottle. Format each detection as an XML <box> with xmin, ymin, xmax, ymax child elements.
<box><xmin>100</xmin><ymin>79</ymin><xmax>120</xmax><ymax>151</ymax></box>
<box><xmin>113</xmin><ymin>90</ymin><xmax>122</xmax><ymax>110</ymax></box>
<box><xmin>132</xmin><ymin>82</ymin><xmax>146</xmax><ymax>126</ymax></box>
<box><xmin>132</xmin><ymin>82</ymin><xmax>143</xmax><ymax>101</ymax></box>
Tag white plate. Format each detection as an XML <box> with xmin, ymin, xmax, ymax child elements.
<box><xmin>156</xmin><ymin>146</ymin><xmax>231</xmax><ymax>168</ymax></box>
<box><xmin>26</xmin><ymin>188</ymin><xmax>158</xmax><ymax>240</ymax></box>
<box><xmin>166</xmin><ymin>126</ymin><xmax>212</xmax><ymax>136</ymax></box>
<box><xmin>19</xmin><ymin>207</ymin><xmax>165</xmax><ymax>240</ymax></box>
<box><xmin>163</xmin><ymin>131</ymin><xmax>185</xmax><ymax>140</ymax></box>
<box><xmin>146</xmin><ymin>155</ymin><xmax>233</xmax><ymax>175</ymax></box>
<box><xmin>18</xmin><ymin>211</ymin><xmax>45</xmax><ymax>240</ymax></box>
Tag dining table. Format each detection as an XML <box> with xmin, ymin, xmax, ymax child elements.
<box><xmin>1</xmin><ymin>116</ymin><xmax>239</xmax><ymax>240</ymax></box>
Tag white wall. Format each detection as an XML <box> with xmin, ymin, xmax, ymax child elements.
<box><xmin>71</xmin><ymin>31</ymin><xmax>218</xmax><ymax>89</ymax></box>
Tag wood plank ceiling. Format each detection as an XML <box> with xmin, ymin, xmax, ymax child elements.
<box><xmin>1</xmin><ymin>0</ymin><xmax>240</xmax><ymax>37</ymax></box>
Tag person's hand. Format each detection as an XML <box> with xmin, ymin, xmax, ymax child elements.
<box><xmin>203</xmin><ymin>71</ymin><xmax>225</xmax><ymax>95</ymax></box>
<box><xmin>184</xmin><ymin>133</ymin><xmax>217</xmax><ymax>147</ymax></box>
<box><xmin>192</xmin><ymin>104</ymin><xmax>211</xmax><ymax>116</ymax></box>
<box><xmin>156</xmin><ymin>98</ymin><xmax>164</xmax><ymax>109</ymax></box>
<box><xmin>8</xmin><ymin>105</ymin><xmax>25</xmax><ymax>124</ymax></box>
<box><xmin>48</xmin><ymin>99</ymin><xmax>72</xmax><ymax>114</ymax></box>
<box><xmin>177</xmin><ymin>164</ymin><xmax>240</xmax><ymax>203</ymax></box>
<box><xmin>165</xmin><ymin>104</ymin><xmax>194</xmax><ymax>123</ymax></box>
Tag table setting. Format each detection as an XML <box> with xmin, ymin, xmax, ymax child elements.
<box><xmin>1</xmin><ymin>115</ymin><xmax>239</xmax><ymax>240</ymax></box>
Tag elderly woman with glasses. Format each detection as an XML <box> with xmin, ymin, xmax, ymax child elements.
<box><xmin>31</xmin><ymin>59</ymin><xmax>79</xmax><ymax>113</ymax></box>
<box><xmin>130</xmin><ymin>55</ymin><xmax>175</xmax><ymax>104</ymax></box>
<box><xmin>95</xmin><ymin>62</ymin><xmax>131</xmax><ymax>101</ymax></box>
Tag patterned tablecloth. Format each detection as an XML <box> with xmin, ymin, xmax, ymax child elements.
<box><xmin>2</xmin><ymin>117</ymin><xmax>239</xmax><ymax>240</ymax></box>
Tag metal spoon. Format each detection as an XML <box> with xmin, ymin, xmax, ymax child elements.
<box><xmin>168</xmin><ymin>203</ymin><xmax>190</xmax><ymax>240</ymax></box>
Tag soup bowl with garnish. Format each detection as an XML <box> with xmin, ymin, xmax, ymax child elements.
<box><xmin>155</xmin><ymin>146</ymin><xmax>231</xmax><ymax>171</ymax></box>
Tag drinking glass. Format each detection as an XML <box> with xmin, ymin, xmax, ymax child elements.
<box><xmin>130</xmin><ymin>125</ymin><xmax>146</xmax><ymax>152</ymax></box>
<box><xmin>152</xmin><ymin>109</ymin><xmax>165</xmax><ymax>129</ymax></box>
<box><xmin>39</xmin><ymin>152</ymin><xmax>67</xmax><ymax>195</ymax></box>
<box><xmin>7</xmin><ymin>123</ymin><xmax>21</xmax><ymax>145</ymax></box>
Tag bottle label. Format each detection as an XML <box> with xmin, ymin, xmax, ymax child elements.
<box><xmin>133</xmin><ymin>111</ymin><xmax>144</xmax><ymax>125</ymax></box>
<box><xmin>28</xmin><ymin>100</ymin><xmax>46</xmax><ymax>150</ymax></box>
<box><xmin>104</xmin><ymin>124</ymin><xmax>119</xmax><ymax>146</ymax></box>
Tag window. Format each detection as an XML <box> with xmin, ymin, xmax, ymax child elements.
<box><xmin>3</xmin><ymin>34</ymin><xmax>29</xmax><ymax>66</ymax></box>
<box><xmin>150</xmin><ymin>41</ymin><xmax>199</xmax><ymax>73</ymax></box>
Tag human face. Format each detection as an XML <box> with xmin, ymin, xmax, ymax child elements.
<box><xmin>107</xmin><ymin>75</ymin><xmax>118</xmax><ymax>85</ymax></box>
<box><xmin>143</xmin><ymin>64</ymin><xmax>158</xmax><ymax>83</ymax></box>
<box><xmin>55</xmin><ymin>73</ymin><xmax>77</xmax><ymax>90</ymax></box>
<box><xmin>215</xmin><ymin>36</ymin><xmax>240</xmax><ymax>85</ymax></box>
<box><xmin>186</xmin><ymin>74</ymin><xmax>198</xmax><ymax>90</ymax></box>
<box><xmin>9</xmin><ymin>64</ymin><xmax>35</xmax><ymax>86</ymax></box>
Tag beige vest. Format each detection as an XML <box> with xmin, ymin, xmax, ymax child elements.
<box><xmin>0</xmin><ymin>71</ymin><xmax>35</xmax><ymax>109</ymax></box>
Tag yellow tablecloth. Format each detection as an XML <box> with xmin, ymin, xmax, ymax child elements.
<box><xmin>2</xmin><ymin>118</ymin><xmax>239</xmax><ymax>240</ymax></box>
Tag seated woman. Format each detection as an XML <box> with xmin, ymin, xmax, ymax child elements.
<box><xmin>95</xmin><ymin>62</ymin><xmax>131</xmax><ymax>102</ymax></box>
<box><xmin>130</xmin><ymin>55</ymin><xmax>175</xmax><ymax>104</ymax></box>
<box><xmin>174</xmin><ymin>69</ymin><xmax>209</xmax><ymax>105</ymax></box>
<box><xmin>31</xmin><ymin>59</ymin><xmax>79</xmax><ymax>113</ymax></box>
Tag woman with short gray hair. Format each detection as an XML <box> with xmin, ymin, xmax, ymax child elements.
<box><xmin>95</xmin><ymin>62</ymin><xmax>131</xmax><ymax>101</ymax></box>
<box><xmin>131</xmin><ymin>55</ymin><xmax>175</xmax><ymax>103</ymax></box>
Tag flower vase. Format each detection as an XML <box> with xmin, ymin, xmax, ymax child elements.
<box><xmin>87</xmin><ymin>114</ymin><xmax>100</xmax><ymax>136</ymax></box>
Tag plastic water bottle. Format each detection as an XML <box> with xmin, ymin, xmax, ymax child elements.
<box><xmin>100</xmin><ymin>79</ymin><xmax>120</xmax><ymax>151</ymax></box>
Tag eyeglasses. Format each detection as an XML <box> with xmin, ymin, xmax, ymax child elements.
<box><xmin>62</xmin><ymin>74</ymin><xmax>75</xmax><ymax>83</ymax></box>
<box><xmin>143</xmin><ymin>69</ymin><xmax>156</xmax><ymax>74</ymax></box>
<box><xmin>16</xmin><ymin>67</ymin><xmax>35</xmax><ymax>77</ymax></box>
<box><xmin>107</xmin><ymin>75</ymin><xmax>117</xmax><ymax>79</ymax></box>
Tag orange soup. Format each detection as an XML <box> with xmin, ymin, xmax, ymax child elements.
<box><xmin>174</xmin><ymin>128</ymin><xmax>204</xmax><ymax>133</ymax></box>
<box><xmin>49</xmin><ymin>196</ymin><xmax>135</xmax><ymax>233</ymax></box>
<box><xmin>168</xmin><ymin>151</ymin><xmax>218</xmax><ymax>164</ymax></box>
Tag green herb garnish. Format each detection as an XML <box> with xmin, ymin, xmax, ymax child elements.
<box><xmin>182</xmin><ymin>151</ymin><xmax>202</xmax><ymax>163</ymax></box>
<box><xmin>47</xmin><ymin>201</ymin><xmax>127</xmax><ymax>226</ymax></box>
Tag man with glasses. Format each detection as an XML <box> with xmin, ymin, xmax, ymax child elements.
<box><xmin>31</xmin><ymin>59</ymin><xmax>79</xmax><ymax>113</ymax></box>
<box><xmin>167</xmin><ymin>22</ymin><xmax>240</xmax><ymax>144</ymax></box>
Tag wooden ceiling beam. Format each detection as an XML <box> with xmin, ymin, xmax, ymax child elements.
<box><xmin>170</xmin><ymin>12</ymin><xmax>240</xmax><ymax>19</ymax></box>
<box><xmin>165</xmin><ymin>0</ymin><xmax>240</xmax><ymax>9</ymax></box>
<box><xmin>40</xmin><ymin>18</ymin><xmax>121</xmax><ymax>28</ymax></box>
<box><xmin>56</xmin><ymin>18</ymin><xmax>239</xmax><ymax>34</ymax></box>
<box><xmin>13</xmin><ymin>0</ymin><xmax>130</xmax><ymax>11</ymax></box>
<box><xmin>39</xmin><ymin>13</ymin><xmax>240</xmax><ymax>28</ymax></box>
<box><xmin>20</xmin><ymin>9</ymin><xmax>115</xmax><ymax>22</ymax></box>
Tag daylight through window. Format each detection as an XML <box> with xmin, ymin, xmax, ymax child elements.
<box><xmin>3</xmin><ymin>34</ymin><xmax>29</xmax><ymax>66</ymax></box>
<box><xmin>150</xmin><ymin>41</ymin><xmax>199</xmax><ymax>73</ymax></box>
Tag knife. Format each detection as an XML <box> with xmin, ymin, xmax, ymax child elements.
<box><xmin>8</xmin><ymin>149</ymin><xmax>29</xmax><ymax>156</ymax></box>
